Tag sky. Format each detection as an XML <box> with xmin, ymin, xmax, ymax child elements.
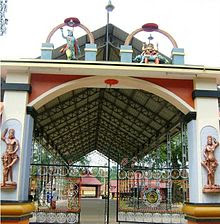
<box><xmin>0</xmin><ymin>0</ymin><xmax>220</xmax><ymax>67</ymax></box>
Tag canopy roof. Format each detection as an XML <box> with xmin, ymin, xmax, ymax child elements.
<box><xmin>31</xmin><ymin>25</ymin><xmax>182</xmax><ymax>164</ymax></box>
<box><xmin>34</xmin><ymin>88</ymin><xmax>183</xmax><ymax>164</ymax></box>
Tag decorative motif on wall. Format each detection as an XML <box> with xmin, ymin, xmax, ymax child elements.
<box><xmin>118</xmin><ymin>212</ymin><xmax>185</xmax><ymax>223</ymax></box>
<box><xmin>34</xmin><ymin>212</ymin><xmax>79</xmax><ymax>223</ymax></box>
<box><xmin>143</xmin><ymin>188</ymin><xmax>161</xmax><ymax>207</ymax></box>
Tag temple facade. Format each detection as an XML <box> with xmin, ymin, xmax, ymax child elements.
<box><xmin>1</xmin><ymin>17</ymin><xmax>220</xmax><ymax>224</ymax></box>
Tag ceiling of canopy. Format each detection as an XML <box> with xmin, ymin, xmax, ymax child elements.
<box><xmin>34</xmin><ymin>87</ymin><xmax>183</xmax><ymax>164</ymax></box>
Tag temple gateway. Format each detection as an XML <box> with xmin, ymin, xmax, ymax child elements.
<box><xmin>1</xmin><ymin>14</ymin><xmax>220</xmax><ymax>224</ymax></box>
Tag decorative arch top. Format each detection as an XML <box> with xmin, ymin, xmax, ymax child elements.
<box><xmin>124</xmin><ymin>23</ymin><xmax>178</xmax><ymax>48</ymax></box>
<box><xmin>46</xmin><ymin>17</ymin><xmax>95</xmax><ymax>44</ymax></box>
<box><xmin>28</xmin><ymin>75</ymin><xmax>194</xmax><ymax>115</ymax></box>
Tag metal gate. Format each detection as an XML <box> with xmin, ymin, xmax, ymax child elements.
<box><xmin>116</xmin><ymin>127</ymin><xmax>189</xmax><ymax>224</ymax></box>
<box><xmin>29</xmin><ymin>165</ymin><xmax>81</xmax><ymax>224</ymax></box>
<box><xmin>30</xmin><ymin>164</ymin><xmax>111</xmax><ymax>224</ymax></box>
<box><xmin>29</xmin><ymin>134</ymin><xmax>114</xmax><ymax>224</ymax></box>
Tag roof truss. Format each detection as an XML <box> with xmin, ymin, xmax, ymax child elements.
<box><xmin>34</xmin><ymin>88</ymin><xmax>182</xmax><ymax>164</ymax></box>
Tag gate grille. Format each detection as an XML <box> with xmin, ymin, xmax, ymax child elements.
<box><xmin>117</xmin><ymin>168</ymin><xmax>188</xmax><ymax>223</ymax></box>
<box><xmin>29</xmin><ymin>166</ymin><xmax>81</xmax><ymax>224</ymax></box>
<box><xmin>117</xmin><ymin>129</ymin><xmax>189</xmax><ymax>224</ymax></box>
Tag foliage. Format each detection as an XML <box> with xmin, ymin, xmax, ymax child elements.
<box><xmin>75</xmin><ymin>156</ymin><xmax>91</xmax><ymax>166</ymax></box>
<box><xmin>31</xmin><ymin>140</ymin><xmax>65</xmax><ymax>175</ymax></box>
<box><xmin>140</xmin><ymin>133</ymin><xmax>184</xmax><ymax>168</ymax></box>
<box><xmin>172</xmin><ymin>181</ymin><xmax>186</xmax><ymax>203</ymax></box>
<box><xmin>110</xmin><ymin>166</ymin><xmax>117</xmax><ymax>180</ymax></box>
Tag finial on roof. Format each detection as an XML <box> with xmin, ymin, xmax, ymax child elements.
<box><xmin>105</xmin><ymin>0</ymin><xmax>115</xmax><ymax>12</ymax></box>
<box><xmin>148</xmin><ymin>34</ymin><xmax>154</xmax><ymax>44</ymax></box>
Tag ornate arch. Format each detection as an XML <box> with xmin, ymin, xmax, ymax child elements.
<box><xmin>28</xmin><ymin>76</ymin><xmax>194</xmax><ymax>114</ymax></box>
<box><xmin>46</xmin><ymin>17</ymin><xmax>95</xmax><ymax>44</ymax></box>
<box><xmin>124</xmin><ymin>23</ymin><xmax>178</xmax><ymax>48</ymax></box>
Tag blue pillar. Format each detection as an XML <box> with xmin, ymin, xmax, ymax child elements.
<box><xmin>120</xmin><ymin>45</ymin><xmax>133</xmax><ymax>63</ymax></box>
<box><xmin>171</xmin><ymin>48</ymin><xmax>185</xmax><ymax>65</ymax></box>
<box><xmin>18</xmin><ymin>114</ymin><xmax>34</xmax><ymax>200</ymax></box>
<box><xmin>41</xmin><ymin>43</ymin><xmax>54</xmax><ymax>60</ymax></box>
<box><xmin>85</xmin><ymin>43</ymin><xmax>97</xmax><ymax>61</ymax></box>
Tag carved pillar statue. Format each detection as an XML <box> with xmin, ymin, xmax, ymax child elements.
<box><xmin>1</xmin><ymin>128</ymin><xmax>19</xmax><ymax>188</ymax></box>
<box><xmin>183</xmin><ymin>78</ymin><xmax>220</xmax><ymax>224</ymax></box>
<box><xmin>201</xmin><ymin>136</ymin><xmax>220</xmax><ymax>192</ymax></box>
<box><xmin>0</xmin><ymin>71</ymin><xmax>35</xmax><ymax>224</ymax></box>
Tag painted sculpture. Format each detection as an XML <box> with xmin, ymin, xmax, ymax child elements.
<box><xmin>133</xmin><ymin>35</ymin><xmax>169</xmax><ymax>64</ymax></box>
<box><xmin>60</xmin><ymin>28</ymin><xmax>80</xmax><ymax>60</ymax></box>
<box><xmin>1</xmin><ymin>128</ymin><xmax>19</xmax><ymax>188</ymax></box>
<box><xmin>201</xmin><ymin>135</ymin><xmax>220</xmax><ymax>192</ymax></box>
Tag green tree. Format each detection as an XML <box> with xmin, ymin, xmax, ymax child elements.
<box><xmin>110</xmin><ymin>166</ymin><xmax>117</xmax><ymax>180</ymax></box>
<box><xmin>76</xmin><ymin>155</ymin><xmax>91</xmax><ymax>166</ymax></box>
<box><xmin>140</xmin><ymin>133</ymin><xmax>183</xmax><ymax>168</ymax></box>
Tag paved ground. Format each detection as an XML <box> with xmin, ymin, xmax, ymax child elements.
<box><xmin>80</xmin><ymin>198</ymin><xmax>118</xmax><ymax>224</ymax></box>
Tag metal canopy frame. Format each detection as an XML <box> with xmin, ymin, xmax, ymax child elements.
<box><xmin>34</xmin><ymin>88</ymin><xmax>183</xmax><ymax>165</ymax></box>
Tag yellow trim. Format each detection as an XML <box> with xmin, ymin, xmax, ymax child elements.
<box><xmin>183</xmin><ymin>204</ymin><xmax>220</xmax><ymax>218</ymax></box>
<box><xmin>0</xmin><ymin>202</ymin><xmax>35</xmax><ymax>217</ymax></box>
<box><xmin>187</xmin><ymin>215</ymin><xmax>220</xmax><ymax>220</ymax></box>
<box><xmin>1</xmin><ymin>220</ymin><xmax>29</xmax><ymax>224</ymax></box>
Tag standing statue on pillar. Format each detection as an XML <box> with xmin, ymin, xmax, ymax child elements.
<box><xmin>1</xmin><ymin>128</ymin><xmax>19</xmax><ymax>188</ymax></box>
<box><xmin>201</xmin><ymin>135</ymin><xmax>220</xmax><ymax>192</ymax></box>
<box><xmin>60</xmin><ymin>28</ymin><xmax>80</xmax><ymax>60</ymax></box>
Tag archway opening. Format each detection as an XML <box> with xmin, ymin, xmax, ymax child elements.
<box><xmin>29</xmin><ymin>87</ymin><xmax>188</xmax><ymax>224</ymax></box>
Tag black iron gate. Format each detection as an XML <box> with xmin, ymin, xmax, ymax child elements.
<box><xmin>29</xmin><ymin>136</ymin><xmax>112</xmax><ymax>224</ymax></box>
<box><xmin>29</xmin><ymin>163</ymin><xmax>110</xmax><ymax>224</ymax></box>
<box><xmin>29</xmin><ymin>165</ymin><xmax>81</xmax><ymax>224</ymax></box>
<box><xmin>116</xmin><ymin>129</ymin><xmax>189</xmax><ymax>224</ymax></box>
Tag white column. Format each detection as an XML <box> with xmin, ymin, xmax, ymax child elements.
<box><xmin>187</xmin><ymin>78</ymin><xmax>220</xmax><ymax>203</ymax></box>
<box><xmin>1</xmin><ymin>71</ymin><xmax>32</xmax><ymax>201</ymax></box>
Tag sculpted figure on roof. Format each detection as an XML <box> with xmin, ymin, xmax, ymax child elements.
<box><xmin>60</xmin><ymin>28</ymin><xmax>80</xmax><ymax>60</ymax></box>
<box><xmin>133</xmin><ymin>34</ymin><xmax>169</xmax><ymax>64</ymax></box>
<box><xmin>141</xmin><ymin>42</ymin><xmax>159</xmax><ymax>64</ymax></box>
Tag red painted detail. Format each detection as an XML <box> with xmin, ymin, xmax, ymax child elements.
<box><xmin>81</xmin><ymin>174</ymin><xmax>102</xmax><ymax>186</ymax></box>
<box><xmin>29</xmin><ymin>74</ymin><xmax>90</xmax><ymax>103</ymax></box>
<box><xmin>64</xmin><ymin>17</ymin><xmax>80</xmax><ymax>27</ymax></box>
<box><xmin>142</xmin><ymin>23</ymin><xmax>159</xmax><ymax>32</ymax></box>
<box><xmin>136</xmin><ymin>77</ymin><xmax>194</xmax><ymax>108</ymax></box>
<box><xmin>110</xmin><ymin>179</ymin><xmax>166</xmax><ymax>194</ymax></box>
<box><xmin>104</xmin><ymin>79</ymin><xmax>119</xmax><ymax>86</ymax></box>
